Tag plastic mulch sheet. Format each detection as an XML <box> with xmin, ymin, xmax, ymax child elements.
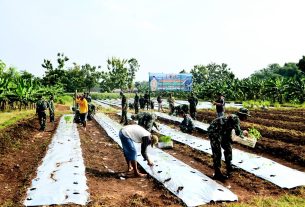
<box><xmin>97</xmin><ymin>101</ymin><xmax>305</xmax><ymax>188</ymax></box>
<box><xmin>156</xmin><ymin>123</ymin><xmax>305</xmax><ymax>189</ymax></box>
<box><xmin>154</xmin><ymin>112</ymin><xmax>209</xmax><ymax>131</ymax></box>
<box><xmin>24</xmin><ymin>115</ymin><xmax>89</xmax><ymax>206</ymax></box>
<box><xmin>94</xmin><ymin>113</ymin><xmax>238</xmax><ymax>207</ymax></box>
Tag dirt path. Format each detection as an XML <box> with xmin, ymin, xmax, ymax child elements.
<box><xmin>79</xmin><ymin>119</ymin><xmax>183</xmax><ymax>207</ymax></box>
<box><xmin>0</xmin><ymin>116</ymin><xmax>60</xmax><ymax>206</ymax></box>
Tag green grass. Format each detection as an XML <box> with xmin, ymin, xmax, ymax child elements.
<box><xmin>55</xmin><ymin>95</ymin><xmax>73</xmax><ymax>105</ymax></box>
<box><xmin>0</xmin><ymin>110</ymin><xmax>35</xmax><ymax>130</ymax></box>
<box><xmin>225</xmin><ymin>189</ymin><xmax>305</xmax><ymax>207</ymax></box>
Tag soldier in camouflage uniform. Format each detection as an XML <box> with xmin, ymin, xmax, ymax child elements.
<box><xmin>36</xmin><ymin>95</ymin><xmax>48</xmax><ymax>131</ymax></box>
<box><xmin>120</xmin><ymin>91</ymin><xmax>128</xmax><ymax>125</ymax></box>
<box><xmin>167</xmin><ymin>93</ymin><xmax>175</xmax><ymax>115</ymax></box>
<box><xmin>48</xmin><ymin>95</ymin><xmax>55</xmax><ymax>124</ymax></box>
<box><xmin>174</xmin><ymin>104</ymin><xmax>189</xmax><ymax>116</ymax></box>
<box><xmin>134</xmin><ymin>92</ymin><xmax>139</xmax><ymax>114</ymax></box>
<box><xmin>131</xmin><ymin>112</ymin><xmax>159</xmax><ymax>132</ymax></box>
<box><xmin>179</xmin><ymin>111</ymin><xmax>195</xmax><ymax>134</ymax></box>
<box><xmin>188</xmin><ymin>92</ymin><xmax>198</xmax><ymax>120</ymax></box>
<box><xmin>207</xmin><ymin>108</ymin><xmax>251</xmax><ymax>180</ymax></box>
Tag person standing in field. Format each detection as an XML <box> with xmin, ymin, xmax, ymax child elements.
<box><xmin>207</xmin><ymin>108</ymin><xmax>250</xmax><ymax>181</ymax></box>
<box><xmin>167</xmin><ymin>93</ymin><xmax>175</xmax><ymax>115</ymax></box>
<box><xmin>36</xmin><ymin>95</ymin><xmax>48</xmax><ymax>131</ymax></box>
<box><xmin>134</xmin><ymin>92</ymin><xmax>139</xmax><ymax>114</ymax></box>
<box><xmin>139</xmin><ymin>95</ymin><xmax>145</xmax><ymax>109</ymax></box>
<box><xmin>157</xmin><ymin>94</ymin><xmax>164</xmax><ymax>112</ymax></box>
<box><xmin>213</xmin><ymin>92</ymin><xmax>225</xmax><ymax>117</ymax></box>
<box><xmin>144</xmin><ymin>91</ymin><xmax>150</xmax><ymax>110</ymax></box>
<box><xmin>119</xmin><ymin>124</ymin><xmax>158</xmax><ymax>177</ymax></box>
<box><xmin>48</xmin><ymin>95</ymin><xmax>55</xmax><ymax>124</ymax></box>
<box><xmin>188</xmin><ymin>92</ymin><xmax>198</xmax><ymax>120</ymax></box>
<box><xmin>120</xmin><ymin>91</ymin><xmax>128</xmax><ymax>125</ymax></box>
<box><xmin>75</xmin><ymin>94</ymin><xmax>89</xmax><ymax>131</ymax></box>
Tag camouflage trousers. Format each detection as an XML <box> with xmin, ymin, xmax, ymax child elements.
<box><xmin>38</xmin><ymin>111</ymin><xmax>46</xmax><ymax>130</ymax></box>
<box><xmin>121</xmin><ymin>110</ymin><xmax>128</xmax><ymax>125</ymax></box>
<box><xmin>190</xmin><ymin>107</ymin><xmax>197</xmax><ymax>120</ymax></box>
<box><xmin>134</xmin><ymin>103</ymin><xmax>139</xmax><ymax>114</ymax></box>
<box><xmin>209</xmin><ymin>133</ymin><xmax>232</xmax><ymax>170</ymax></box>
<box><xmin>180</xmin><ymin>125</ymin><xmax>193</xmax><ymax>133</ymax></box>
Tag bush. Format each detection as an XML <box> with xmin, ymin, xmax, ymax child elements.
<box><xmin>55</xmin><ymin>95</ymin><xmax>73</xmax><ymax>105</ymax></box>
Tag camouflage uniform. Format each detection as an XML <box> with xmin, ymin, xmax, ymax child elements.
<box><xmin>139</xmin><ymin>96</ymin><xmax>145</xmax><ymax>109</ymax></box>
<box><xmin>134</xmin><ymin>93</ymin><xmax>139</xmax><ymax>114</ymax></box>
<box><xmin>207</xmin><ymin>114</ymin><xmax>243</xmax><ymax>173</ymax></box>
<box><xmin>144</xmin><ymin>92</ymin><xmax>150</xmax><ymax>110</ymax></box>
<box><xmin>48</xmin><ymin>98</ymin><xmax>55</xmax><ymax>123</ymax></box>
<box><xmin>36</xmin><ymin>99</ymin><xmax>48</xmax><ymax>131</ymax></box>
<box><xmin>168</xmin><ymin>96</ymin><xmax>175</xmax><ymax>115</ymax></box>
<box><xmin>174</xmin><ymin>104</ymin><xmax>189</xmax><ymax>116</ymax></box>
<box><xmin>180</xmin><ymin>114</ymin><xmax>195</xmax><ymax>133</ymax></box>
<box><xmin>133</xmin><ymin>112</ymin><xmax>158</xmax><ymax>132</ymax></box>
<box><xmin>188</xmin><ymin>94</ymin><xmax>198</xmax><ymax>119</ymax></box>
<box><xmin>120</xmin><ymin>94</ymin><xmax>128</xmax><ymax>125</ymax></box>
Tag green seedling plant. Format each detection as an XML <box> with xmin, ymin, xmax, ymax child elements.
<box><xmin>159</xmin><ymin>135</ymin><xmax>172</xmax><ymax>143</ymax></box>
<box><xmin>248</xmin><ymin>127</ymin><xmax>262</xmax><ymax>140</ymax></box>
<box><xmin>64</xmin><ymin>115</ymin><xmax>73</xmax><ymax>123</ymax></box>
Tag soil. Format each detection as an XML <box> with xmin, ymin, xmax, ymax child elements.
<box><xmin>1</xmin><ymin>104</ymin><xmax>305</xmax><ymax>207</ymax></box>
<box><xmin>79</xmin><ymin>119</ymin><xmax>183</xmax><ymax>207</ymax></box>
<box><xmin>104</xmin><ymin>112</ymin><xmax>304</xmax><ymax>204</ymax></box>
<box><xmin>0</xmin><ymin>116</ymin><xmax>59</xmax><ymax>206</ymax></box>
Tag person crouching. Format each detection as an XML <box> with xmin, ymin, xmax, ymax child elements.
<box><xmin>119</xmin><ymin>124</ymin><xmax>158</xmax><ymax>177</ymax></box>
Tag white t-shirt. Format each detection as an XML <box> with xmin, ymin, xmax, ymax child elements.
<box><xmin>121</xmin><ymin>124</ymin><xmax>151</xmax><ymax>143</ymax></box>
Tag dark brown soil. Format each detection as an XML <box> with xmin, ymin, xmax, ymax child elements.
<box><xmin>197</xmin><ymin>110</ymin><xmax>305</xmax><ymax>146</ymax></box>
<box><xmin>0</xmin><ymin>116</ymin><xmax>60</xmax><ymax>206</ymax></box>
<box><xmin>104</xmin><ymin>112</ymin><xmax>304</xmax><ymax>204</ymax></box>
<box><xmin>79</xmin><ymin>118</ymin><xmax>183</xmax><ymax>207</ymax></box>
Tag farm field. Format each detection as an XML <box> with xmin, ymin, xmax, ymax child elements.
<box><xmin>1</xmin><ymin>102</ymin><xmax>305</xmax><ymax>207</ymax></box>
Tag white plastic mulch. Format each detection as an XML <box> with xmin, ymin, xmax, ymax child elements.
<box><xmin>24</xmin><ymin>115</ymin><xmax>89</xmax><ymax>206</ymax></box>
<box><xmin>94</xmin><ymin>113</ymin><xmax>238</xmax><ymax>207</ymax></box>
<box><xmin>156</xmin><ymin>121</ymin><xmax>305</xmax><ymax>189</ymax></box>
<box><xmin>97</xmin><ymin>100</ymin><xmax>305</xmax><ymax>189</ymax></box>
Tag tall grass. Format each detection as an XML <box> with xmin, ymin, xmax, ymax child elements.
<box><xmin>0</xmin><ymin>110</ymin><xmax>35</xmax><ymax>130</ymax></box>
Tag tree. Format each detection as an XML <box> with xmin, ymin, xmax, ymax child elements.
<box><xmin>135</xmin><ymin>81</ymin><xmax>149</xmax><ymax>93</ymax></box>
<box><xmin>81</xmin><ymin>64</ymin><xmax>102</xmax><ymax>92</ymax></box>
<box><xmin>297</xmin><ymin>56</ymin><xmax>305</xmax><ymax>74</ymax></box>
<box><xmin>42</xmin><ymin>53</ymin><xmax>69</xmax><ymax>86</ymax></box>
<box><xmin>100</xmin><ymin>57</ymin><xmax>139</xmax><ymax>92</ymax></box>
<box><xmin>127</xmin><ymin>58</ymin><xmax>140</xmax><ymax>91</ymax></box>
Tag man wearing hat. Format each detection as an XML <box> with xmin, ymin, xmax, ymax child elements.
<box><xmin>213</xmin><ymin>92</ymin><xmax>225</xmax><ymax>117</ymax></box>
<box><xmin>188</xmin><ymin>92</ymin><xmax>198</xmax><ymax>120</ymax></box>
<box><xmin>207</xmin><ymin>108</ymin><xmax>251</xmax><ymax>181</ymax></box>
<box><xmin>119</xmin><ymin>124</ymin><xmax>158</xmax><ymax>177</ymax></box>
<box><xmin>36</xmin><ymin>95</ymin><xmax>48</xmax><ymax>131</ymax></box>
<box><xmin>131</xmin><ymin>112</ymin><xmax>159</xmax><ymax>132</ymax></box>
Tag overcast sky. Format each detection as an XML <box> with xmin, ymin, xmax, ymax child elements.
<box><xmin>1</xmin><ymin>0</ymin><xmax>305</xmax><ymax>81</ymax></box>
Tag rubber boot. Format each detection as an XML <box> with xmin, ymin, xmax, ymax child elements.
<box><xmin>226</xmin><ymin>163</ymin><xmax>237</xmax><ymax>176</ymax></box>
<box><xmin>212</xmin><ymin>168</ymin><xmax>228</xmax><ymax>181</ymax></box>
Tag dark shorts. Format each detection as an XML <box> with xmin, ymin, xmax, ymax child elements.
<box><xmin>80</xmin><ymin>113</ymin><xmax>87</xmax><ymax>122</ymax></box>
<box><xmin>119</xmin><ymin>130</ymin><xmax>137</xmax><ymax>161</ymax></box>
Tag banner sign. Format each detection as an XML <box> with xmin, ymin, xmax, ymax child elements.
<box><xmin>149</xmin><ymin>73</ymin><xmax>193</xmax><ymax>92</ymax></box>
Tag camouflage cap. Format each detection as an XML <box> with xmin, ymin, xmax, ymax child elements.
<box><xmin>236</xmin><ymin>108</ymin><xmax>251</xmax><ymax>117</ymax></box>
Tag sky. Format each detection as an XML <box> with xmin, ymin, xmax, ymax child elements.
<box><xmin>0</xmin><ymin>0</ymin><xmax>305</xmax><ymax>81</ymax></box>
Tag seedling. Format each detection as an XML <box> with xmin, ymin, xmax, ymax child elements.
<box><xmin>248</xmin><ymin>127</ymin><xmax>262</xmax><ymax>140</ymax></box>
